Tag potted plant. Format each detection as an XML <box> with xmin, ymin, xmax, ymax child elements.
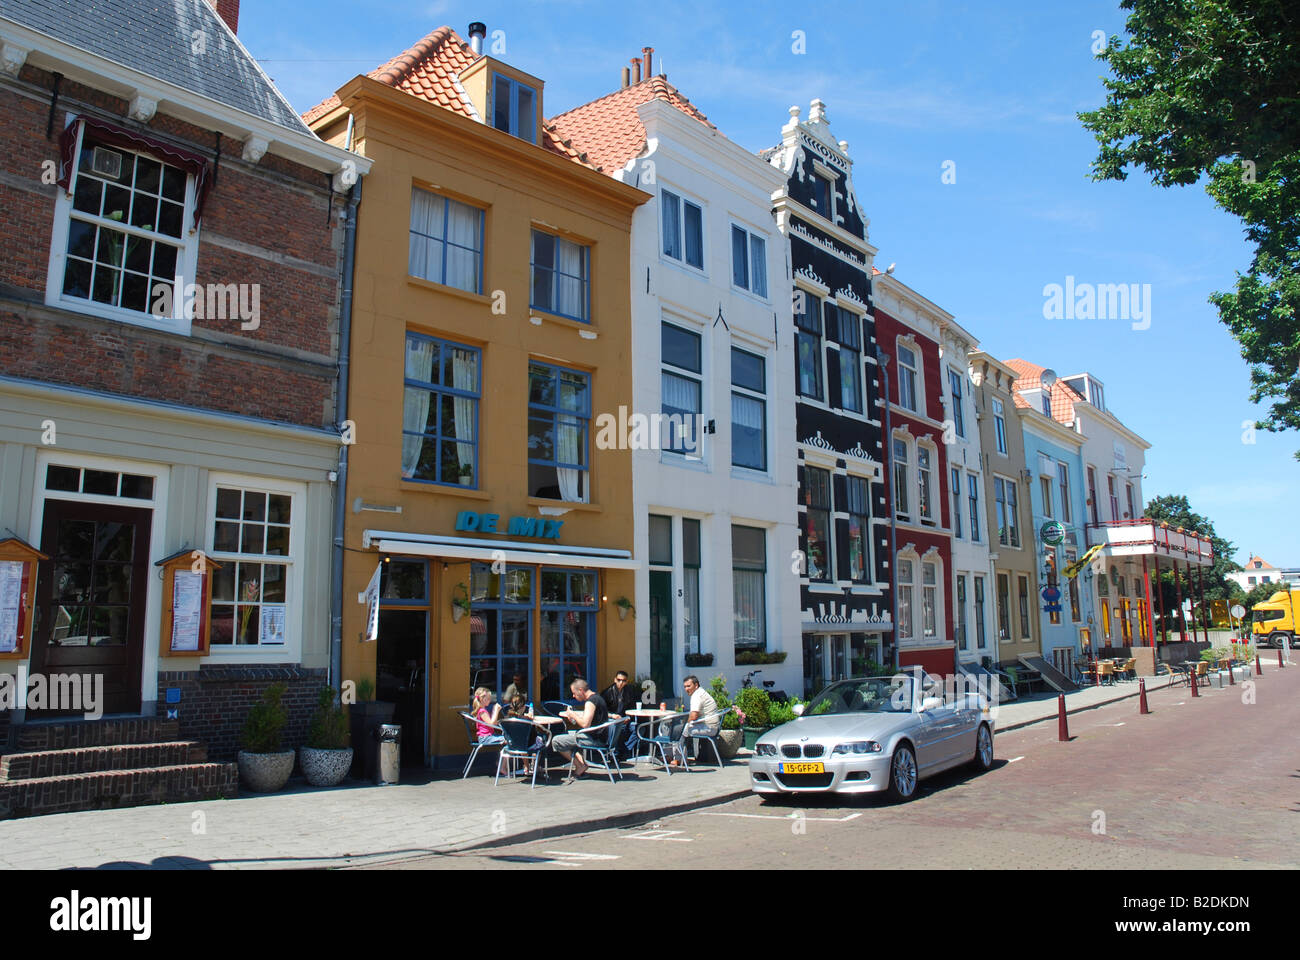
<box><xmin>458</xmin><ymin>463</ymin><xmax>474</xmax><ymax>486</ymax></box>
<box><xmin>615</xmin><ymin>596</ymin><xmax>635</xmax><ymax>621</ymax></box>
<box><xmin>684</xmin><ymin>652</ymin><xmax>714</xmax><ymax>667</ymax></box>
<box><xmin>348</xmin><ymin>675</ymin><xmax>396</xmax><ymax>780</ymax></box>
<box><xmin>736</xmin><ymin>686</ymin><xmax>772</xmax><ymax>750</ymax></box>
<box><xmin>300</xmin><ymin>688</ymin><xmax>353</xmax><ymax>787</ymax></box>
<box><xmin>708</xmin><ymin>676</ymin><xmax>744</xmax><ymax>759</ymax></box>
<box><xmin>451</xmin><ymin>583</ymin><xmax>471</xmax><ymax>623</ymax></box>
<box><xmin>237</xmin><ymin>682</ymin><xmax>295</xmax><ymax>792</ymax></box>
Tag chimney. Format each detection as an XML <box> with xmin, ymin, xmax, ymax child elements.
<box><xmin>621</xmin><ymin>66</ymin><xmax>630</xmax><ymax>89</ymax></box>
<box><xmin>468</xmin><ymin>22</ymin><xmax>487</xmax><ymax>55</ymax></box>
<box><xmin>631</xmin><ymin>57</ymin><xmax>642</xmax><ymax>84</ymax></box>
<box><xmin>643</xmin><ymin>46</ymin><xmax>654</xmax><ymax>78</ymax></box>
<box><xmin>206</xmin><ymin>0</ymin><xmax>240</xmax><ymax>33</ymax></box>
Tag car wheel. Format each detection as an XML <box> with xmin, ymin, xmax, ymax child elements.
<box><xmin>972</xmin><ymin>723</ymin><xmax>994</xmax><ymax>772</ymax></box>
<box><xmin>886</xmin><ymin>743</ymin><xmax>918</xmax><ymax>802</ymax></box>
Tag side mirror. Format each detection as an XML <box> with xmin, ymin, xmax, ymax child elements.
<box><xmin>792</xmin><ymin>703</ymin><xmax>805</xmax><ymax>716</ymax></box>
<box><xmin>920</xmin><ymin>697</ymin><xmax>944</xmax><ymax>712</ymax></box>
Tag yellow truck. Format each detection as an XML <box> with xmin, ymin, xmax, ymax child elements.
<box><xmin>1251</xmin><ymin>588</ymin><xmax>1300</xmax><ymax>647</ymax></box>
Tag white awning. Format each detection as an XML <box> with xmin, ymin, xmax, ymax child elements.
<box><xmin>362</xmin><ymin>530</ymin><xmax>638</xmax><ymax>570</ymax></box>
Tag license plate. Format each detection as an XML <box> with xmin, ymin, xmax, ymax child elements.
<box><xmin>780</xmin><ymin>762</ymin><xmax>825</xmax><ymax>774</ymax></box>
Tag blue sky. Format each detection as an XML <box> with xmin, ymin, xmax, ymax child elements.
<box><xmin>242</xmin><ymin>0</ymin><xmax>1295</xmax><ymax>568</ymax></box>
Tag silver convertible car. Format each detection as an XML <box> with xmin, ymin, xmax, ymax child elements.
<box><xmin>750</xmin><ymin>672</ymin><xmax>995</xmax><ymax>802</ymax></box>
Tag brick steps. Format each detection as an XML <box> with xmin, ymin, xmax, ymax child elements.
<box><xmin>14</xmin><ymin>718</ymin><xmax>180</xmax><ymax>751</ymax></box>
<box><xmin>1</xmin><ymin>741</ymin><xmax>208</xmax><ymax>780</ymax></box>
<box><xmin>0</xmin><ymin>762</ymin><xmax>237</xmax><ymax>819</ymax></box>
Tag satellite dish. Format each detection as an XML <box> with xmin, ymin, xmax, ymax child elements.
<box><xmin>1039</xmin><ymin>369</ymin><xmax>1058</xmax><ymax>389</ymax></box>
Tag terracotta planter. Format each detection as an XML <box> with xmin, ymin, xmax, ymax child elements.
<box><xmin>300</xmin><ymin>746</ymin><xmax>354</xmax><ymax>787</ymax></box>
<box><xmin>717</xmin><ymin>729</ymin><xmax>743</xmax><ymax>759</ymax></box>
<box><xmin>237</xmin><ymin>750</ymin><xmax>295</xmax><ymax>792</ymax></box>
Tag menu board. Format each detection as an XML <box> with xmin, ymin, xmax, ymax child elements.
<box><xmin>0</xmin><ymin>561</ymin><xmax>22</xmax><ymax>654</ymax></box>
<box><xmin>260</xmin><ymin>604</ymin><xmax>286</xmax><ymax>646</ymax></box>
<box><xmin>170</xmin><ymin>569</ymin><xmax>203</xmax><ymax>652</ymax></box>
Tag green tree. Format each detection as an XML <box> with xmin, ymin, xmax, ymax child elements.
<box><xmin>1079</xmin><ymin>0</ymin><xmax>1300</xmax><ymax>454</ymax></box>
<box><xmin>1239</xmin><ymin>579</ymin><xmax>1283</xmax><ymax>617</ymax></box>
<box><xmin>1143</xmin><ymin>494</ymin><xmax>1240</xmax><ymax>633</ymax></box>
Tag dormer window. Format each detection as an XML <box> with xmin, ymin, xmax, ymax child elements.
<box><xmin>492</xmin><ymin>74</ymin><xmax>537</xmax><ymax>143</ymax></box>
<box><xmin>810</xmin><ymin>172</ymin><xmax>832</xmax><ymax>218</ymax></box>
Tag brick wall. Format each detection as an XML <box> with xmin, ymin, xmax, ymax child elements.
<box><xmin>156</xmin><ymin>665</ymin><xmax>328</xmax><ymax>761</ymax></box>
<box><xmin>0</xmin><ymin>66</ymin><xmax>341</xmax><ymax>429</ymax></box>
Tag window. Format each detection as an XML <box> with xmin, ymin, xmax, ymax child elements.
<box><xmin>811</xmin><ymin>172</ymin><xmax>833</xmax><ymax>218</ymax></box>
<box><xmin>997</xmin><ymin>573</ymin><xmax>1011</xmax><ymax>641</ymax></box>
<box><xmin>1066</xmin><ymin>550</ymin><xmax>1081</xmax><ymax>622</ymax></box>
<box><xmin>846</xmin><ymin>475</ymin><xmax>871</xmax><ymax>583</ymax></box>
<box><xmin>492</xmin><ymin>73</ymin><xmax>537</xmax><ymax>143</ymax></box>
<box><xmin>968</xmin><ymin>473</ymin><xmax>981</xmax><ymax>542</ymax></box>
<box><xmin>1058</xmin><ymin>462</ymin><xmax>1072</xmax><ymax>524</ymax></box>
<box><xmin>44</xmin><ymin>464</ymin><xmax>154</xmax><ymax>500</ymax></box>
<box><xmin>471</xmin><ymin>562</ymin><xmax>533</xmax><ymax>700</ymax></box>
<box><xmin>661</xmin><ymin>190</ymin><xmax>703</xmax><ymax>269</ymax></box>
<box><xmin>409</xmin><ymin>188</ymin><xmax>484</xmax><ymax>294</ymax></box>
<box><xmin>527</xmin><ymin>362</ymin><xmax>590</xmax><ymax>502</ymax></box>
<box><xmin>1041</xmin><ymin>392</ymin><xmax>1051</xmax><ymax>417</ymax></box>
<box><xmin>803</xmin><ymin>467</ymin><xmax>833</xmax><ymax>582</ymax></box>
<box><xmin>918</xmin><ymin>446</ymin><xmax>934</xmax><ymax>523</ymax></box>
<box><xmin>973</xmin><ymin>575</ymin><xmax>987</xmax><ymax>648</ymax></box>
<box><xmin>995</xmin><ymin>476</ymin><xmax>1020</xmax><ymax>547</ymax></box>
<box><xmin>922</xmin><ymin>562</ymin><xmax>938</xmax><ymax>638</ymax></box>
<box><xmin>1107</xmin><ymin>475</ymin><xmax>1119</xmax><ymax>521</ymax></box>
<box><xmin>1087</xmin><ymin>466</ymin><xmax>1099</xmax><ymax>525</ymax></box>
<box><xmin>662</xmin><ymin>323</ymin><xmax>702</xmax><ymax>455</ymax></box>
<box><xmin>992</xmin><ymin>398</ymin><xmax>1007</xmax><ymax>454</ymax></box>
<box><xmin>1248</xmin><ymin>576</ymin><xmax>1257</xmax><ymax>586</ymax></box>
<box><xmin>951</xmin><ymin>467</ymin><xmax>963</xmax><ymax>539</ymax></box>
<box><xmin>795</xmin><ymin>294</ymin><xmax>824</xmax><ymax>401</ymax></box>
<box><xmin>832</xmin><ymin>305</ymin><xmax>863</xmax><ymax>413</ymax></box>
<box><xmin>57</xmin><ymin>127</ymin><xmax>195</xmax><ymax>327</ymax></box>
<box><xmin>1046</xmin><ymin>549</ymin><xmax>1060</xmax><ymax>625</ymax></box>
<box><xmin>898</xmin><ymin>558</ymin><xmax>914</xmax><ymax>641</ymax></box>
<box><xmin>731</xmin><ymin>348</ymin><xmax>766</xmax><ymax>470</ymax></box>
<box><xmin>730</xmin><ymin>225</ymin><xmax>768</xmax><ymax>297</ymax></box>
<box><xmin>1126</xmin><ymin>483</ymin><xmax>1136</xmax><ymax>520</ymax></box>
<box><xmin>683</xmin><ymin>519</ymin><xmax>701</xmax><ymax>649</ymax></box>
<box><xmin>539</xmin><ymin>569</ymin><xmax>598</xmax><ymax>699</ymax></box>
<box><xmin>1017</xmin><ymin>575</ymin><xmax>1031</xmax><ymax>639</ymax></box>
<box><xmin>402</xmin><ymin>334</ymin><xmax>481</xmax><ymax>486</ymax></box>
<box><xmin>1041</xmin><ymin>476</ymin><xmax>1054</xmax><ymax>519</ymax></box>
<box><xmin>955</xmin><ymin>575</ymin><xmax>968</xmax><ymax>650</ymax></box>
<box><xmin>893</xmin><ymin>437</ymin><xmax>910</xmax><ymax>520</ymax></box>
<box><xmin>897</xmin><ymin>345</ymin><xmax>918</xmax><ymax>412</ymax></box>
<box><xmin>531</xmin><ymin>230</ymin><xmax>590</xmax><ymax>323</ymax></box>
<box><xmin>733</xmin><ymin>525</ymin><xmax>767</xmax><ymax>650</ymax></box>
<box><xmin>211</xmin><ymin>486</ymin><xmax>294</xmax><ymax>647</ymax></box>
<box><xmin>948</xmin><ymin>368</ymin><xmax>965</xmax><ymax>438</ymax></box>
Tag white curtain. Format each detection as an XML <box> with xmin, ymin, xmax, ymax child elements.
<box><xmin>732</xmin><ymin>394</ymin><xmax>762</xmax><ymax>465</ymax></box>
<box><xmin>733</xmin><ymin>569</ymin><xmax>765</xmax><ymax>648</ymax></box>
<box><xmin>749</xmin><ymin>235</ymin><xmax>767</xmax><ymax>296</ymax></box>
<box><xmin>556</xmin><ymin>416</ymin><xmax>581</xmax><ymax>501</ymax></box>
<box><xmin>445</xmin><ymin>200</ymin><xmax>480</xmax><ymax>292</ymax></box>
<box><xmin>408</xmin><ymin>189</ymin><xmax>443</xmax><ymax>279</ymax></box>
<box><xmin>401</xmin><ymin>339</ymin><xmax>436</xmax><ymax>477</ymax></box>
<box><xmin>556</xmin><ymin>239</ymin><xmax>584</xmax><ymax>319</ymax></box>
<box><xmin>452</xmin><ymin>348</ymin><xmax>476</xmax><ymax>477</ymax></box>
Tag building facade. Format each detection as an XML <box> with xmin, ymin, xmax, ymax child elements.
<box><xmin>550</xmin><ymin>55</ymin><xmax>800</xmax><ymax>699</ymax></box>
<box><xmin>968</xmin><ymin>350</ymin><xmax>1039</xmax><ymax>668</ymax></box>
<box><xmin>764</xmin><ymin>101</ymin><xmax>893</xmax><ymax>698</ymax></box>
<box><xmin>307</xmin><ymin>25</ymin><xmax>647</xmax><ymax>766</ymax></box>
<box><xmin>0</xmin><ymin>0</ymin><xmax>364</xmax><ymax>755</ymax></box>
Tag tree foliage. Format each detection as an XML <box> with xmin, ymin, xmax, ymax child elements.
<box><xmin>1079</xmin><ymin>0</ymin><xmax>1300</xmax><ymax>453</ymax></box>
<box><xmin>1143</xmin><ymin>494</ymin><xmax>1240</xmax><ymax>627</ymax></box>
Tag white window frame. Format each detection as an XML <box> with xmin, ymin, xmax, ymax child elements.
<box><xmin>922</xmin><ymin>559</ymin><xmax>941</xmax><ymax>640</ymax></box>
<box><xmin>967</xmin><ymin>471</ymin><xmax>981</xmax><ymax>543</ymax></box>
<box><xmin>994</xmin><ymin>474</ymin><xmax>1021</xmax><ymax>548</ymax></box>
<box><xmin>730</xmin><ymin>345</ymin><xmax>768</xmax><ymax>473</ymax></box>
<box><xmin>729</xmin><ymin>221</ymin><xmax>769</xmax><ymax>299</ymax></box>
<box><xmin>947</xmin><ymin>366</ymin><xmax>966</xmax><ymax>438</ymax></box>
<box><xmin>896</xmin><ymin>339</ymin><xmax>921</xmax><ymax>413</ymax></box>
<box><xmin>973</xmin><ymin>574</ymin><xmax>987</xmax><ymax>648</ymax></box>
<box><xmin>46</xmin><ymin>115</ymin><xmax>200</xmax><ymax>335</ymax></box>
<box><xmin>897</xmin><ymin>555</ymin><xmax>916</xmax><ymax>642</ymax></box>
<box><xmin>950</xmin><ymin>466</ymin><xmax>963</xmax><ymax>539</ymax></box>
<box><xmin>810</xmin><ymin>159</ymin><xmax>838</xmax><ymax>222</ymax></box>
<box><xmin>660</xmin><ymin>188</ymin><xmax>705</xmax><ymax>272</ymax></box>
<box><xmin>955</xmin><ymin>573</ymin><xmax>968</xmax><ymax>650</ymax></box>
<box><xmin>661</xmin><ymin>320</ymin><xmax>705</xmax><ymax>460</ymax></box>
<box><xmin>205</xmin><ymin>473</ymin><xmax>306</xmax><ymax>662</ymax></box>
<box><xmin>917</xmin><ymin>439</ymin><xmax>937</xmax><ymax>525</ymax></box>
<box><xmin>1057</xmin><ymin>461</ymin><xmax>1072</xmax><ymax>524</ymax></box>
<box><xmin>992</xmin><ymin>397</ymin><xmax>1008</xmax><ymax>454</ymax></box>
<box><xmin>892</xmin><ymin>432</ymin><xmax>912</xmax><ymax>522</ymax></box>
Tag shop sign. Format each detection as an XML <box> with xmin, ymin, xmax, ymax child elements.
<box><xmin>1039</xmin><ymin>521</ymin><xmax>1065</xmax><ymax>546</ymax></box>
<box><xmin>454</xmin><ymin>511</ymin><xmax>563</xmax><ymax>540</ymax></box>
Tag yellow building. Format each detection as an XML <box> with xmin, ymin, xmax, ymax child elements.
<box><xmin>308</xmin><ymin>24</ymin><xmax>648</xmax><ymax>766</ymax></box>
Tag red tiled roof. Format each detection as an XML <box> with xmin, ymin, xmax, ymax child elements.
<box><xmin>547</xmin><ymin>75</ymin><xmax>717</xmax><ymax>175</ymax></box>
<box><xmin>302</xmin><ymin>26</ymin><xmax>598</xmax><ymax>169</ymax></box>
<box><xmin>1005</xmin><ymin>358</ymin><xmax>1079</xmax><ymax>423</ymax></box>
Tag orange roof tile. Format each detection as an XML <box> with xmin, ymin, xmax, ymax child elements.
<box><xmin>1006</xmin><ymin>358</ymin><xmax>1080</xmax><ymax>423</ymax></box>
<box><xmin>547</xmin><ymin>75</ymin><xmax>717</xmax><ymax>175</ymax></box>
<box><xmin>302</xmin><ymin>26</ymin><xmax>598</xmax><ymax>169</ymax></box>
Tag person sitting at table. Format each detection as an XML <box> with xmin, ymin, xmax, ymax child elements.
<box><xmin>503</xmin><ymin>693</ymin><xmax>543</xmax><ymax>776</ymax></box>
<box><xmin>469</xmin><ymin>687</ymin><xmax>509</xmax><ymax>775</ymax></box>
<box><xmin>672</xmin><ymin>675</ymin><xmax>720</xmax><ymax>766</ymax></box>
<box><xmin>600</xmin><ymin>670</ymin><xmax>640</xmax><ymax>759</ymax></box>
<box><xmin>504</xmin><ymin>673</ymin><xmax>528</xmax><ymax>703</ymax></box>
<box><xmin>550</xmin><ymin>679</ymin><xmax>608</xmax><ymax>783</ymax></box>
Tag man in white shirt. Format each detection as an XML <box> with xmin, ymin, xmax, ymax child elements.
<box><xmin>672</xmin><ymin>675</ymin><xmax>720</xmax><ymax>766</ymax></box>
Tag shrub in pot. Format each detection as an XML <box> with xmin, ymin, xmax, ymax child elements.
<box><xmin>684</xmin><ymin>652</ymin><xmax>714</xmax><ymax>667</ymax></box>
<box><xmin>237</xmin><ymin>682</ymin><xmax>295</xmax><ymax>792</ymax></box>
<box><xmin>300</xmin><ymin>688</ymin><xmax>353</xmax><ymax>787</ymax></box>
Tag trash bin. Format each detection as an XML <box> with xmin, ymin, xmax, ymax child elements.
<box><xmin>374</xmin><ymin>723</ymin><xmax>401</xmax><ymax>785</ymax></box>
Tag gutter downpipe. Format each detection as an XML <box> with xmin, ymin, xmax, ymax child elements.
<box><xmin>875</xmin><ymin>342</ymin><xmax>900</xmax><ymax>672</ymax></box>
<box><xmin>331</xmin><ymin>177</ymin><xmax>362</xmax><ymax>694</ymax></box>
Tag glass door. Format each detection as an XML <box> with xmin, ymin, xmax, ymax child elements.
<box><xmin>648</xmin><ymin>570</ymin><xmax>673</xmax><ymax>699</ymax></box>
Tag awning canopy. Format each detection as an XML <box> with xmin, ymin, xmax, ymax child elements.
<box><xmin>362</xmin><ymin>530</ymin><xmax>637</xmax><ymax>570</ymax></box>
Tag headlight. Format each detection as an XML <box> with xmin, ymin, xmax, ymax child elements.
<box><xmin>755</xmin><ymin>743</ymin><xmax>777</xmax><ymax>757</ymax></box>
<box><xmin>831</xmin><ymin>741</ymin><xmax>882</xmax><ymax>755</ymax></box>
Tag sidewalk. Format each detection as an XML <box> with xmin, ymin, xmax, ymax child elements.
<box><xmin>0</xmin><ymin>754</ymin><xmax>752</xmax><ymax>870</ymax></box>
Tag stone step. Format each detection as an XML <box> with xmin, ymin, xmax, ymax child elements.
<box><xmin>0</xmin><ymin>762</ymin><xmax>238</xmax><ymax>820</ymax></box>
<box><xmin>0</xmin><ymin>741</ymin><xmax>208</xmax><ymax>781</ymax></box>
<box><xmin>12</xmin><ymin>717</ymin><xmax>181</xmax><ymax>752</ymax></box>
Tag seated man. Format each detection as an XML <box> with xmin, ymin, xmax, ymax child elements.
<box><xmin>550</xmin><ymin>679</ymin><xmax>609</xmax><ymax>782</ymax></box>
<box><xmin>673</xmin><ymin>675</ymin><xmax>720</xmax><ymax>766</ymax></box>
<box><xmin>600</xmin><ymin>670</ymin><xmax>640</xmax><ymax>759</ymax></box>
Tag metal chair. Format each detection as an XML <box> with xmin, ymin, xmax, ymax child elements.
<box><xmin>496</xmin><ymin>718</ymin><xmax>551</xmax><ymax>788</ymax></box>
<box><xmin>539</xmin><ymin>700</ymin><xmax>573</xmax><ymax>719</ymax></box>
<box><xmin>572</xmin><ymin>717</ymin><xmax>627</xmax><ymax>784</ymax></box>
<box><xmin>459</xmin><ymin>712</ymin><xmax>505</xmax><ymax>778</ymax></box>
<box><xmin>1096</xmin><ymin>661</ymin><xmax>1116</xmax><ymax>686</ymax></box>
<box><xmin>686</xmin><ymin>706</ymin><xmax>732</xmax><ymax>766</ymax></box>
<box><xmin>639</xmin><ymin>712</ymin><xmax>691</xmax><ymax>774</ymax></box>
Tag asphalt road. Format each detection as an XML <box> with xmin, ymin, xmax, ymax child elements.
<box><xmin>375</xmin><ymin>666</ymin><xmax>1300</xmax><ymax>870</ymax></box>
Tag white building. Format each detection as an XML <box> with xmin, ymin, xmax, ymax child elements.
<box><xmin>551</xmin><ymin>61</ymin><xmax>801</xmax><ymax>698</ymax></box>
<box><xmin>1228</xmin><ymin>557</ymin><xmax>1298</xmax><ymax>592</ymax></box>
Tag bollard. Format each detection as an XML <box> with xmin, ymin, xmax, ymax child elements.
<box><xmin>1138</xmin><ymin>679</ymin><xmax>1150</xmax><ymax>714</ymax></box>
<box><xmin>1279</xmin><ymin>649</ymin><xmax>1285</xmax><ymax>669</ymax></box>
<box><xmin>1256</xmin><ymin>654</ymin><xmax>1263</xmax><ymax>676</ymax></box>
<box><xmin>1190</xmin><ymin>668</ymin><xmax>1199</xmax><ymax>697</ymax></box>
<box><xmin>1227</xmin><ymin>661</ymin><xmax>1235</xmax><ymax>685</ymax></box>
<box><xmin>1057</xmin><ymin>694</ymin><xmax>1069</xmax><ymax>742</ymax></box>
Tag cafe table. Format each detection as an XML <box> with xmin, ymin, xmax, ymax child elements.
<box><xmin>624</xmin><ymin>708</ymin><xmax>676</xmax><ymax>764</ymax></box>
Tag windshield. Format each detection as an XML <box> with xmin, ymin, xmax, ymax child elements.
<box><xmin>802</xmin><ymin>677</ymin><xmax>916</xmax><ymax>716</ymax></box>
<box><xmin>1254</xmin><ymin>609</ymin><xmax>1285</xmax><ymax>623</ymax></box>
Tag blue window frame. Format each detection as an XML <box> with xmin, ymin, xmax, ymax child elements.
<box><xmin>540</xmin><ymin>568</ymin><xmax>598</xmax><ymax>701</ymax></box>
<box><xmin>491</xmin><ymin>74</ymin><xmax>537</xmax><ymax>143</ymax></box>
<box><xmin>531</xmin><ymin>230</ymin><xmax>591</xmax><ymax>323</ymax></box>
<box><xmin>408</xmin><ymin>188</ymin><xmax>484</xmax><ymax>294</ymax></box>
<box><xmin>470</xmin><ymin>563</ymin><xmax>534</xmax><ymax>700</ymax></box>
<box><xmin>528</xmin><ymin>361</ymin><xmax>591</xmax><ymax>502</ymax></box>
<box><xmin>401</xmin><ymin>333</ymin><xmax>481</xmax><ymax>487</ymax></box>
